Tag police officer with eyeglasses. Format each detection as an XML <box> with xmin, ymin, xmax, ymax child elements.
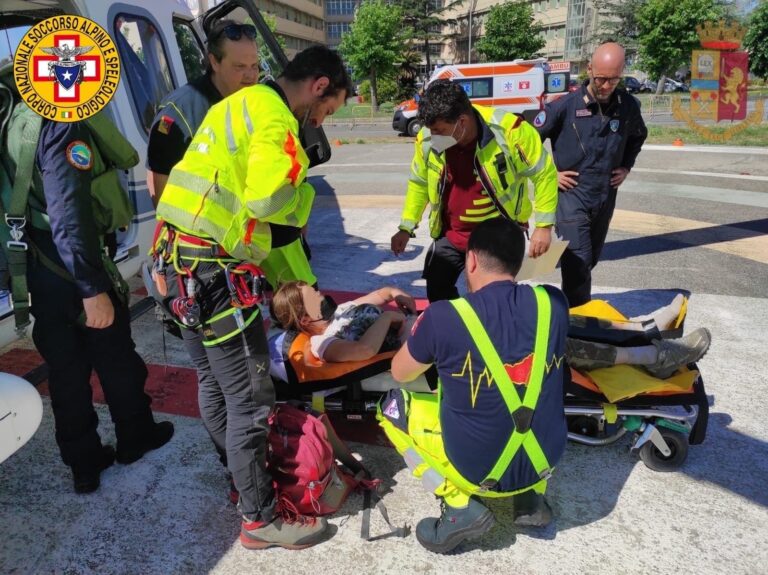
<box><xmin>535</xmin><ymin>42</ymin><xmax>647</xmax><ymax>308</ymax></box>
<box><xmin>146</xmin><ymin>19</ymin><xmax>260</xmax><ymax>206</ymax></box>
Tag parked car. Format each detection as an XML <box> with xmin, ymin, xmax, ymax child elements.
<box><xmin>624</xmin><ymin>76</ymin><xmax>643</xmax><ymax>94</ymax></box>
<box><xmin>664</xmin><ymin>79</ymin><xmax>690</xmax><ymax>93</ymax></box>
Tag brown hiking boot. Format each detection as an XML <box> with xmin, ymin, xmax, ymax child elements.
<box><xmin>240</xmin><ymin>516</ymin><xmax>329</xmax><ymax>550</ymax></box>
<box><xmin>646</xmin><ymin>328</ymin><xmax>711</xmax><ymax>379</ymax></box>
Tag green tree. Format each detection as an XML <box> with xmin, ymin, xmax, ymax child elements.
<box><xmin>475</xmin><ymin>1</ymin><xmax>545</xmax><ymax>62</ymax></box>
<box><xmin>744</xmin><ymin>0</ymin><xmax>768</xmax><ymax>81</ymax></box>
<box><xmin>592</xmin><ymin>0</ymin><xmax>647</xmax><ymax>56</ymax></box>
<box><xmin>339</xmin><ymin>0</ymin><xmax>405</xmax><ymax>110</ymax></box>
<box><xmin>396</xmin><ymin>0</ymin><xmax>465</xmax><ymax>73</ymax></box>
<box><xmin>637</xmin><ymin>0</ymin><xmax>727</xmax><ymax>92</ymax></box>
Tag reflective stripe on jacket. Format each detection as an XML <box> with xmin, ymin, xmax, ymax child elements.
<box><xmin>157</xmin><ymin>84</ymin><xmax>314</xmax><ymax>263</ymax></box>
<box><xmin>399</xmin><ymin>105</ymin><xmax>557</xmax><ymax>238</ymax></box>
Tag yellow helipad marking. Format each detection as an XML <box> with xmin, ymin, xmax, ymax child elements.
<box><xmin>315</xmin><ymin>197</ymin><xmax>768</xmax><ymax>264</ymax></box>
<box><xmin>612</xmin><ymin>210</ymin><xmax>768</xmax><ymax>265</ymax></box>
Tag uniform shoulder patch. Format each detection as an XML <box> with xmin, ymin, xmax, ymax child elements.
<box><xmin>157</xmin><ymin>114</ymin><xmax>175</xmax><ymax>135</ymax></box>
<box><xmin>65</xmin><ymin>141</ymin><xmax>93</xmax><ymax>171</ymax></box>
<box><xmin>532</xmin><ymin>110</ymin><xmax>547</xmax><ymax>128</ymax></box>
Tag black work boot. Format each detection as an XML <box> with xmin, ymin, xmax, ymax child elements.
<box><xmin>512</xmin><ymin>491</ymin><xmax>553</xmax><ymax>527</ymax></box>
<box><xmin>116</xmin><ymin>421</ymin><xmax>175</xmax><ymax>465</ymax></box>
<box><xmin>72</xmin><ymin>445</ymin><xmax>116</xmax><ymax>494</ymax></box>
<box><xmin>415</xmin><ymin>497</ymin><xmax>495</xmax><ymax>554</ymax></box>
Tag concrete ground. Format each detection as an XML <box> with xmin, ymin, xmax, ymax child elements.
<box><xmin>2</xmin><ymin>142</ymin><xmax>767</xmax><ymax>574</ymax></box>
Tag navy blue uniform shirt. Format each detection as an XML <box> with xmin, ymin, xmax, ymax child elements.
<box><xmin>33</xmin><ymin>121</ymin><xmax>112</xmax><ymax>298</ymax></box>
<box><xmin>536</xmin><ymin>83</ymin><xmax>648</xmax><ymax>205</ymax></box>
<box><xmin>407</xmin><ymin>281</ymin><xmax>569</xmax><ymax>491</ymax></box>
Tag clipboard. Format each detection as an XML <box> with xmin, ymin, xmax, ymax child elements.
<box><xmin>516</xmin><ymin>239</ymin><xmax>568</xmax><ymax>281</ymax></box>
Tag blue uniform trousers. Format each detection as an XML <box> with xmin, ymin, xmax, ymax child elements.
<box><xmin>28</xmin><ymin>238</ymin><xmax>153</xmax><ymax>470</ymax></box>
<box><xmin>555</xmin><ymin>188</ymin><xmax>617</xmax><ymax>307</ymax></box>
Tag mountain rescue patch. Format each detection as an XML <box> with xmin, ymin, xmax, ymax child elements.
<box><xmin>66</xmin><ymin>141</ymin><xmax>93</xmax><ymax>170</ymax></box>
<box><xmin>533</xmin><ymin>111</ymin><xmax>547</xmax><ymax>128</ymax></box>
<box><xmin>13</xmin><ymin>15</ymin><xmax>120</xmax><ymax>122</ymax></box>
<box><xmin>157</xmin><ymin>115</ymin><xmax>175</xmax><ymax>135</ymax></box>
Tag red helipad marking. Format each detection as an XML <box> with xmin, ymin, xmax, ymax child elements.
<box><xmin>0</xmin><ymin>290</ymin><xmax>416</xmax><ymax>445</ymax></box>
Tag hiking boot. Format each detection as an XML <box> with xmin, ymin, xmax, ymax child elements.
<box><xmin>239</xmin><ymin>516</ymin><xmax>329</xmax><ymax>550</ymax></box>
<box><xmin>512</xmin><ymin>491</ymin><xmax>553</xmax><ymax>527</ymax></box>
<box><xmin>415</xmin><ymin>497</ymin><xmax>495</xmax><ymax>554</ymax></box>
<box><xmin>72</xmin><ymin>445</ymin><xmax>116</xmax><ymax>494</ymax></box>
<box><xmin>565</xmin><ymin>339</ymin><xmax>617</xmax><ymax>372</ymax></box>
<box><xmin>646</xmin><ymin>328</ymin><xmax>711</xmax><ymax>379</ymax></box>
<box><xmin>116</xmin><ymin>421</ymin><xmax>175</xmax><ymax>465</ymax></box>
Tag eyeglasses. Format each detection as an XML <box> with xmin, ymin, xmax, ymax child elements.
<box><xmin>592</xmin><ymin>76</ymin><xmax>622</xmax><ymax>87</ymax></box>
<box><xmin>210</xmin><ymin>23</ymin><xmax>257</xmax><ymax>42</ymax></box>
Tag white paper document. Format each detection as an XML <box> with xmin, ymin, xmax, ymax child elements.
<box><xmin>516</xmin><ymin>239</ymin><xmax>569</xmax><ymax>281</ymax></box>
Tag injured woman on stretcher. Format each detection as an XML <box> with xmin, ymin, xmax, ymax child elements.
<box><xmin>267</xmin><ymin>282</ymin><xmax>711</xmax><ymax>386</ymax></box>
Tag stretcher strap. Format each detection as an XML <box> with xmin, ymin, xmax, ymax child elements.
<box><xmin>602</xmin><ymin>403</ymin><xmax>618</xmax><ymax>424</ymax></box>
<box><xmin>449</xmin><ymin>286</ymin><xmax>552</xmax><ymax>486</ymax></box>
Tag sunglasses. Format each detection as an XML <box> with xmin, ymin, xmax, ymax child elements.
<box><xmin>592</xmin><ymin>76</ymin><xmax>622</xmax><ymax>87</ymax></box>
<box><xmin>211</xmin><ymin>23</ymin><xmax>257</xmax><ymax>42</ymax></box>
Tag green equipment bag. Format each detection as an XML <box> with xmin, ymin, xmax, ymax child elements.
<box><xmin>0</xmin><ymin>70</ymin><xmax>139</xmax><ymax>333</ymax></box>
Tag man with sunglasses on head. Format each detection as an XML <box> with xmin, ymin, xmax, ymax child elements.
<box><xmin>535</xmin><ymin>42</ymin><xmax>648</xmax><ymax>308</ymax></box>
<box><xmin>146</xmin><ymin>19</ymin><xmax>260</xmax><ymax>206</ymax></box>
<box><xmin>153</xmin><ymin>46</ymin><xmax>350</xmax><ymax>551</ymax></box>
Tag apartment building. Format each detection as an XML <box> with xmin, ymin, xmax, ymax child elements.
<box><xmin>324</xmin><ymin>0</ymin><xmax>360</xmax><ymax>51</ymax></box>
<box><xmin>191</xmin><ymin>0</ymin><xmax>325</xmax><ymax>58</ymax></box>
<box><xmin>254</xmin><ymin>0</ymin><xmax>325</xmax><ymax>58</ymax></box>
<box><xmin>442</xmin><ymin>0</ymin><xmax>607</xmax><ymax>72</ymax></box>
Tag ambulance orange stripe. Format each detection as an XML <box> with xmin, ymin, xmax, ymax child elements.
<box><xmin>470</xmin><ymin>97</ymin><xmax>539</xmax><ymax>105</ymax></box>
<box><xmin>453</xmin><ymin>64</ymin><xmax>534</xmax><ymax>77</ymax></box>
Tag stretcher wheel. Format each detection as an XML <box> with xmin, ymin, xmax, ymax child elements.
<box><xmin>638</xmin><ymin>429</ymin><xmax>689</xmax><ymax>472</ymax></box>
<box><xmin>567</xmin><ymin>416</ymin><xmax>599</xmax><ymax>437</ymax></box>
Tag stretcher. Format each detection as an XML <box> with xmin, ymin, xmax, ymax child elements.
<box><xmin>267</xmin><ymin>294</ymin><xmax>708</xmax><ymax>472</ymax></box>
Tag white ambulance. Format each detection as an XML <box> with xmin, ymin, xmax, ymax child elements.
<box><xmin>0</xmin><ymin>0</ymin><xmax>331</xmax><ymax>348</ymax></box>
<box><xmin>392</xmin><ymin>58</ymin><xmax>570</xmax><ymax>136</ymax></box>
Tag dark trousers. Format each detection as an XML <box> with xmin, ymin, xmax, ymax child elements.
<box><xmin>28</xmin><ymin>258</ymin><xmax>153</xmax><ymax>470</ymax></box>
<box><xmin>162</xmin><ymin>262</ymin><xmax>276</xmax><ymax>522</ymax></box>
<box><xmin>423</xmin><ymin>236</ymin><xmax>466</xmax><ymax>303</ymax></box>
<box><xmin>555</xmin><ymin>189</ymin><xmax>617</xmax><ymax>307</ymax></box>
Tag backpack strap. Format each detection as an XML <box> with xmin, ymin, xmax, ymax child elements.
<box><xmin>317</xmin><ymin>410</ymin><xmax>409</xmax><ymax>541</ymax></box>
<box><xmin>0</xmin><ymin>107</ymin><xmax>43</xmax><ymax>334</ymax></box>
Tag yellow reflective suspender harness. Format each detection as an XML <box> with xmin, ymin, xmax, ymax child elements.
<box><xmin>449</xmin><ymin>285</ymin><xmax>553</xmax><ymax>491</ymax></box>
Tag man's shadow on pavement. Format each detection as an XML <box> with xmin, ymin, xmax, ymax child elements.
<box><xmin>307</xmin><ymin>175</ymin><xmax>426</xmax><ymax>296</ymax></box>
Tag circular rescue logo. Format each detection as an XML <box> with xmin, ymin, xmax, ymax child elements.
<box><xmin>12</xmin><ymin>15</ymin><xmax>120</xmax><ymax>123</ymax></box>
<box><xmin>66</xmin><ymin>141</ymin><xmax>93</xmax><ymax>170</ymax></box>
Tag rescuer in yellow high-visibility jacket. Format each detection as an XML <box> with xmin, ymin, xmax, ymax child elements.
<box><xmin>153</xmin><ymin>46</ymin><xmax>351</xmax><ymax>551</ymax></box>
<box><xmin>391</xmin><ymin>80</ymin><xmax>559</xmax><ymax>302</ymax></box>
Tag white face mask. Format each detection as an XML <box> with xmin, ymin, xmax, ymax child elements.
<box><xmin>430</xmin><ymin>120</ymin><xmax>464</xmax><ymax>154</ymax></box>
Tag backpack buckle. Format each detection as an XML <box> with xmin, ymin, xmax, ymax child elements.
<box><xmin>5</xmin><ymin>215</ymin><xmax>27</xmax><ymax>251</ymax></box>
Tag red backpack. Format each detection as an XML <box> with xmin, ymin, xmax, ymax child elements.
<box><xmin>267</xmin><ymin>402</ymin><xmax>409</xmax><ymax>540</ymax></box>
<box><xmin>268</xmin><ymin>402</ymin><xmax>369</xmax><ymax>517</ymax></box>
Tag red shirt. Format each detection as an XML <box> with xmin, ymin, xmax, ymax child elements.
<box><xmin>443</xmin><ymin>141</ymin><xmax>499</xmax><ymax>251</ymax></box>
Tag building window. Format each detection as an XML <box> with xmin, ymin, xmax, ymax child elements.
<box><xmin>326</xmin><ymin>22</ymin><xmax>351</xmax><ymax>39</ymax></box>
<box><xmin>327</xmin><ymin>0</ymin><xmax>357</xmax><ymax>16</ymax></box>
<box><xmin>114</xmin><ymin>13</ymin><xmax>174</xmax><ymax>134</ymax></box>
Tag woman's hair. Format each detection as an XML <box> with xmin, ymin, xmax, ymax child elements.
<box><xmin>270</xmin><ymin>281</ymin><xmax>310</xmax><ymax>332</ymax></box>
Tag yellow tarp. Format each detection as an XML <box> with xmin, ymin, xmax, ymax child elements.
<box><xmin>587</xmin><ymin>365</ymin><xmax>699</xmax><ymax>403</ymax></box>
